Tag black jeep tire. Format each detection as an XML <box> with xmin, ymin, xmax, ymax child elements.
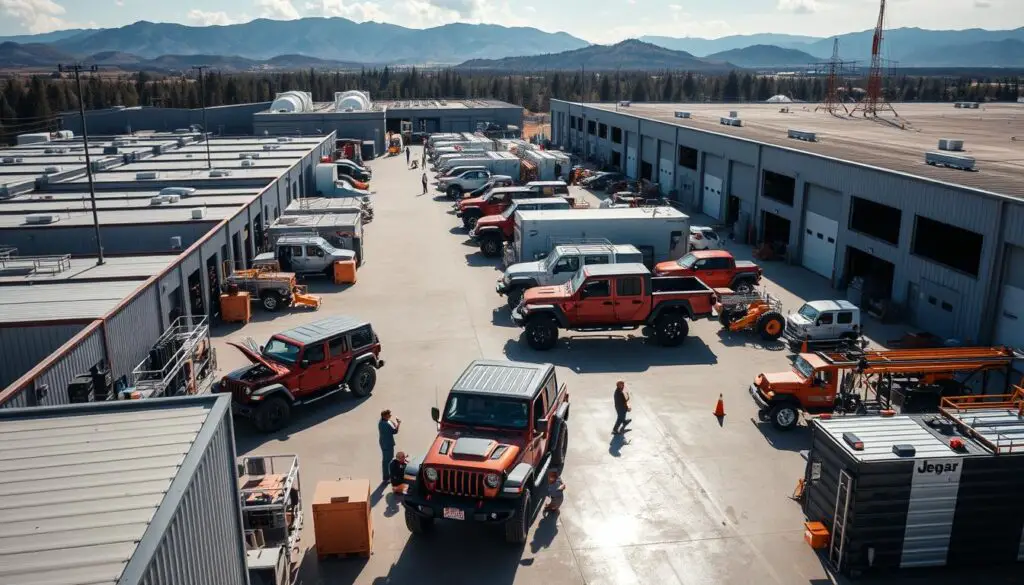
<box><xmin>504</xmin><ymin>489</ymin><xmax>532</xmax><ymax>544</ymax></box>
<box><xmin>551</xmin><ymin>423</ymin><xmax>568</xmax><ymax>467</ymax></box>
<box><xmin>447</xmin><ymin>185</ymin><xmax>462</xmax><ymax>199</ymax></box>
<box><xmin>462</xmin><ymin>213</ymin><xmax>480</xmax><ymax>231</ymax></box>
<box><xmin>405</xmin><ymin>507</ymin><xmax>434</xmax><ymax>535</ymax></box>
<box><xmin>349</xmin><ymin>362</ymin><xmax>377</xmax><ymax>398</ymax></box>
<box><xmin>654</xmin><ymin>312</ymin><xmax>689</xmax><ymax>346</ymax></box>
<box><xmin>769</xmin><ymin>403</ymin><xmax>799</xmax><ymax>431</ymax></box>
<box><xmin>506</xmin><ymin>287</ymin><xmax>525</xmax><ymax>310</ymax></box>
<box><xmin>254</xmin><ymin>396</ymin><xmax>290</xmax><ymax>433</ymax></box>
<box><xmin>525</xmin><ymin>317</ymin><xmax>559</xmax><ymax>351</ymax></box>
<box><xmin>480</xmin><ymin>235</ymin><xmax>502</xmax><ymax>257</ymax></box>
<box><xmin>260</xmin><ymin>291</ymin><xmax>284</xmax><ymax>312</ymax></box>
<box><xmin>718</xmin><ymin>308</ymin><xmax>736</xmax><ymax>329</ymax></box>
<box><xmin>756</xmin><ymin>310</ymin><xmax>786</xmax><ymax>341</ymax></box>
<box><xmin>733</xmin><ymin>280</ymin><xmax>755</xmax><ymax>295</ymax></box>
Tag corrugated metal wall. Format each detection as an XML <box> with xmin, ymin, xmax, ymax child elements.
<box><xmin>0</xmin><ymin>323</ymin><xmax>107</xmax><ymax>408</ymax></box>
<box><xmin>0</xmin><ymin>323</ymin><xmax>87</xmax><ymax>390</ymax></box>
<box><xmin>106</xmin><ymin>284</ymin><xmax>163</xmax><ymax>382</ymax></box>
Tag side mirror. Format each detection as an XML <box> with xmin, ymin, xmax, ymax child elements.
<box><xmin>259</xmin><ymin>345</ymin><xmax>265</xmax><ymax>352</ymax></box>
<box><xmin>815</xmin><ymin>319</ymin><xmax>822</xmax><ymax>326</ymax></box>
<box><xmin>535</xmin><ymin>418</ymin><xmax>549</xmax><ymax>433</ymax></box>
<box><xmin>299</xmin><ymin>359</ymin><xmax>310</xmax><ymax>368</ymax></box>
<box><xmin>430</xmin><ymin>407</ymin><xmax>440</xmax><ymax>422</ymax></box>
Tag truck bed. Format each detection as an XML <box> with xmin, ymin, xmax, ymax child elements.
<box><xmin>651</xmin><ymin>275</ymin><xmax>714</xmax><ymax>294</ymax></box>
<box><xmin>734</xmin><ymin>260</ymin><xmax>760</xmax><ymax>270</ymax></box>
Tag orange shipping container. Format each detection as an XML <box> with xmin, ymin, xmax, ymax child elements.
<box><xmin>333</xmin><ymin>260</ymin><xmax>357</xmax><ymax>285</ymax></box>
<box><xmin>219</xmin><ymin>292</ymin><xmax>251</xmax><ymax>323</ymax></box>
<box><xmin>313</xmin><ymin>479</ymin><xmax>372</xmax><ymax>558</ymax></box>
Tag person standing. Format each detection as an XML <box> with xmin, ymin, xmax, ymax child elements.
<box><xmin>421</xmin><ymin>172</ymin><xmax>428</xmax><ymax>195</ymax></box>
<box><xmin>405</xmin><ymin>146</ymin><xmax>411</xmax><ymax>167</ymax></box>
<box><xmin>612</xmin><ymin>380</ymin><xmax>631</xmax><ymax>435</ymax></box>
<box><xmin>378</xmin><ymin>410</ymin><xmax>401</xmax><ymax>482</ymax></box>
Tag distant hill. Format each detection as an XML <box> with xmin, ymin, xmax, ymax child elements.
<box><xmin>641</xmin><ymin>34</ymin><xmax>820</xmax><ymax>57</ymax></box>
<box><xmin>0</xmin><ymin>28</ymin><xmax>100</xmax><ymax>45</ymax></box>
<box><xmin>41</xmin><ymin>18</ymin><xmax>588</xmax><ymax>64</ymax></box>
<box><xmin>706</xmin><ymin>45</ymin><xmax>821</xmax><ymax>69</ymax></box>
<box><xmin>458</xmin><ymin>39</ymin><xmax>733</xmax><ymax>72</ymax></box>
<box><xmin>901</xmin><ymin>39</ymin><xmax>1024</xmax><ymax>68</ymax></box>
<box><xmin>0</xmin><ymin>41</ymin><xmax>75</xmax><ymax>67</ymax></box>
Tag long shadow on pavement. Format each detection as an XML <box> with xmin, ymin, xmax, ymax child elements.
<box><xmin>501</xmin><ymin>335</ymin><xmax>718</xmax><ymax>373</ymax></box>
<box><xmin>749</xmin><ymin>417</ymin><xmax>812</xmax><ymax>454</ymax></box>
<box><xmin>464</xmin><ymin>252</ymin><xmax>504</xmax><ymax>270</ymax></box>
<box><xmin>234</xmin><ymin>392</ymin><xmax>370</xmax><ymax>454</ymax></box>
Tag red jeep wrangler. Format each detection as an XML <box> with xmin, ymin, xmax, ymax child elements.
<box><xmin>511</xmin><ymin>263</ymin><xmax>718</xmax><ymax>350</ymax></box>
<box><xmin>654</xmin><ymin>250</ymin><xmax>763</xmax><ymax>294</ymax></box>
<box><xmin>218</xmin><ymin>316</ymin><xmax>384</xmax><ymax>432</ymax></box>
<box><xmin>402</xmin><ymin>359</ymin><xmax>569</xmax><ymax>544</ymax></box>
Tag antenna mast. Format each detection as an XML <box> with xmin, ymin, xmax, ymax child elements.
<box><xmin>850</xmin><ymin>0</ymin><xmax>897</xmax><ymax>117</ymax></box>
<box><xmin>815</xmin><ymin>38</ymin><xmax>852</xmax><ymax>116</ymax></box>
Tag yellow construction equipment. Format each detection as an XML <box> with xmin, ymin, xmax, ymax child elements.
<box><xmin>715</xmin><ymin>289</ymin><xmax>786</xmax><ymax>341</ymax></box>
<box><xmin>225</xmin><ymin>263</ymin><xmax>322</xmax><ymax>312</ymax></box>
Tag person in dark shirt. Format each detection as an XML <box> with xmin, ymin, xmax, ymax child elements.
<box><xmin>389</xmin><ymin>451</ymin><xmax>409</xmax><ymax>494</ymax></box>
<box><xmin>378</xmin><ymin>409</ymin><xmax>401</xmax><ymax>482</ymax></box>
<box><xmin>405</xmin><ymin>146</ymin><xmax>411</xmax><ymax>166</ymax></box>
<box><xmin>612</xmin><ymin>380</ymin><xmax>631</xmax><ymax>435</ymax></box>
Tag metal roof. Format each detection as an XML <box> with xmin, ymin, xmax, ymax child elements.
<box><xmin>0</xmin><ymin>280</ymin><xmax>143</xmax><ymax>324</ymax></box>
<box><xmin>0</xmin><ymin>395</ymin><xmax>229</xmax><ymax>585</ymax></box>
<box><xmin>813</xmin><ymin>415</ymin><xmax>976</xmax><ymax>462</ymax></box>
<box><xmin>451</xmin><ymin>360</ymin><xmax>552</xmax><ymax>398</ymax></box>
<box><xmin>0</xmin><ymin>255</ymin><xmax>176</xmax><ymax>285</ymax></box>
<box><xmin>516</xmin><ymin>207</ymin><xmax>688</xmax><ymax>221</ymax></box>
<box><xmin>277</xmin><ymin>315</ymin><xmax>370</xmax><ymax>344</ymax></box>
<box><xmin>585</xmin><ymin>262</ymin><xmax>649</xmax><ymax>277</ymax></box>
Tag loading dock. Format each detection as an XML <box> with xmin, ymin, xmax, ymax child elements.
<box><xmin>845</xmin><ymin>245</ymin><xmax>895</xmax><ymax>309</ymax></box>
<box><xmin>762</xmin><ymin>211</ymin><xmax>791</xmax><ymax>251</ymax></box>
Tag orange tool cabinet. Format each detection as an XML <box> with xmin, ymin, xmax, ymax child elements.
<box><xmin>312</xmin><ymin>479</ymin><xmax>372</xmax><ymax>558</ymax></box>
<box><xmin>219</xmin><ymin>291</ymin><xmax>251</xmax><ymax>323</ymax></box>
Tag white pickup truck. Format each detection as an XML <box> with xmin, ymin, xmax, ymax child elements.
<box><xmin>495</xmin><ymin>243</ymin><xmax>643</xmax><ymax>309</ymax></box>
<box><xmin>436</xmin><ymin>169</ymin><xmax>493</xmax><ymax>199</ymax></box>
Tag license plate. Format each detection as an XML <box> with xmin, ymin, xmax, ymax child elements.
<box><xmin>442</xmin><ymin>507</ymin><xmax>465</xmax><ymax>521</ymax></box>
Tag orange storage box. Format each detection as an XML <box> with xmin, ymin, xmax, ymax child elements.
<box><xmin>333</xmin><ymin>260</ymin><xmax>357</xmax><ymax>285</ymax></box>
<box><xmin>219</xmin><ymin>292</ymin><xmax>251</xmax><ymax>323</ymax></box>
<box><xmin>312</xmin><ymin>479</ymin><xmax>372</xmax><ymax>558</ymax></box>
<box><xmin>804</xmin><ymin>521</ymin><xmax>830</xmax><ymax>549</ymax></box>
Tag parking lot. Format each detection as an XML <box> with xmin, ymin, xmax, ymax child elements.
<box><xmin>214</xmin><ymin>148</ymin><xmax>1015</xmax><ymax>585</ymax></box>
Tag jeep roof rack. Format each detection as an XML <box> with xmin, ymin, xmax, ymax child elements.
<box><xmin>278</xmin><ymin>315</ymin><xmax>369</xmax><ymax>344</ymax></box>
<box><xmin>451</xmin><ymin>360</ymin><xmax>553</xmax><ymax>397</ymax></box>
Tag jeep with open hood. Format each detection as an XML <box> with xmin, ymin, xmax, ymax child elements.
<box><xmin>402</xmin><ymin>360</ymin><xmax>569</xmax><ymax>544</ymax></box>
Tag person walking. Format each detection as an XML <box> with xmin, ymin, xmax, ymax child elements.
<box><xmin>378</xmin><ymin>409</ymin><xmax>401</xmax><ymax>482</ymax></box>
<box><xmin>421</xmin><ymin>172</ymin><xmax>428</xmax><ymax>195</ymax></box>
<box><xmin>405</xmin><ymin>146</ymin><xmax>411</xmax><ymax>167</ymax></box>
<box><xmin>612</xmin><ymin>380</ymin><xmax>631</xmax><ymax>435</ymax></box>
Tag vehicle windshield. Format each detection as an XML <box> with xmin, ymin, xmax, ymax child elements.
<box><xmin>263</xmin><ymin>338</ymin><xmax>301</xmax><ymax>364</ymax></box>
<box><xmin>793</xmin><ymin>356</ymin><xmax>816</xmax><ymax>379</ymax></box>
<box><xmin>797</xmin><ymin>304</ymin><xmax>820</xmax><ymax>321</ymax></box>
<box><xmin>676</xmin><ymin>253</ymin><xmax>698</xmax><ymax>268</ymax></box>
<box><xmin>501</xmin><ymin>203</ymin><xmax>519</xmax><ymax>219</ymax></box>
<box><xmin>543</xmin><ymin>252</ymin><xmax>562</xmax><ymax>270</ymax></box>
<box><xmin>569</xmin><ymin>267</ymin><xmax>587</xmax><ymax>292</ymax></box>
<box><xmin>443</xmin><ymin>393</ymin><xmax>529</xmax><ymax>429</ymax></box>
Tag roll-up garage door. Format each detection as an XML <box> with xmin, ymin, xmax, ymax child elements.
<box><xmin>702</xmin><ymin>174</ymin><xmax>722</xmax><ymax>219</ymax></box>
<box><xmin>626</xmin><ymin>147</ymin><xmax>638</xmax><ymax>179</ymax></box>
<box><xmin>994</xmin><ymin>246</ymin><xmax>1024</xmax><ymax>348</ymax></box>
<box><xmin>802</xmin><ymin>211</ymin><xmax>838</xmax><ymax>279</ymax></box>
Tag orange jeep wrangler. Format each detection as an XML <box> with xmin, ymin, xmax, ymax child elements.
<box><xmin>402</xmin><ymin>359</ymin><xmax>569</xmax><ymax>544</ymax></box>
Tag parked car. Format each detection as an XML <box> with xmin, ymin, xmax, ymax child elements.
<box><xmin>654</xmin><ymin>250</ymin><xmax>762</xmax><ymax>293</ymax></box>
<box><xmin>218</xmin><ymin>316</ymin><xmax>385</xmax><ymax>432</ymax></box>
<box><xmin>459</xmin><ymin>175</ymin><xmax>515</xmax><ymax>201</ymax></box>
<box><xmin>252</xmin><ymin>235</ymin><xmax>357</xmax><ymax>277</ymax></box>
<box><xmin>471</xmin><ymin>198</ymin><xmax>573</xmax><ymax>257</ymax></box>
<box><xmin>456</xmin><ymin>186</ymin><xmax>557</xmax><ymax>230</ymax></box>
<box><xmin>437</xmin><ymin>169</ymin><xmax>494</xmax><ymax>199</ymax></box>
<box><xmin>580</xmin><ymin>171</ymin><xmax>624</xmax><ymax>191</ymax></box>
<box><xmin>402</xmin><ymin>359</ymin><xmax>569</xmax><ymax>544</ymax></box>
<box><xmin>783</xmin><ymin>300</ymin><xmax>862</xmax><ymax>349</ymax></box>
<box><xmin>688</xmin><ymin>226</ymin><xmax>722</xmax><ymax>251</ymax></box>
<box><xmin>511</xmin><ymin>263</ymin><xmax>718</xmax><ymax>350</ymax></box>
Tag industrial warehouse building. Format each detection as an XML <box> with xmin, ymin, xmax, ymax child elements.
<box><xmin>550</xmin><ymin>100</ymin><xmax>1024</xmax><ymax>348</ymax></box>
<box><xmin>0</xmin><ymin>395</ymin><xmax>247</xmax><ymax>585</ymax></box>
<box><xmin>0</xmin><ymin>130</ymin><xmax>333</xmax><ymax>406</ymax></box>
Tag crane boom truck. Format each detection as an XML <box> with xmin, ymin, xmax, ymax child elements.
<box><xmin>750</xmin><ymin>346</ymin><xmax>1023</xmax><ymax>431</ymax></box>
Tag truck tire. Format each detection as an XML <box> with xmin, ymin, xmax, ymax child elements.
<box><xmin>506</xmin><ymin>287</ymin><xmax>524</xmax><ymax>310</ymax></box>
<box><xmin>260</xmin><ymin>291</ymin><xmax>284</xmax><ymax>312</ymax></box>
<box><xmin>447</xmin><ymin>185</ymin><xmax>462</xmax><ymax>199</ymax></box>
<box><xmin>654</xmin><ymin>312</ymin><xmax>689</xmax><ymax>346</ymax></box>
<box><xmin>348</xmin><ymin>363</ymin><xmax>377</xmax><ymax>398</ymax></box>
<box><xmin>525</xmin><ymin>317</ymin><xmax>559</xmax><ymax>351</ymax></box>
<box><xmin>768</xmin><ymin>403</ymin><xmax>799</xmax><ymax>431</ymax></box>
<box><xmin>480</xmin><ymin>235</ymin><xmax>502</xmax><ymax>257</ymax></box>
<box><xmin>733</xmin><ymin>280</ymin><xmax>754</xmax><ymax>295</ymax></box>
<box><xmin>756</xmin><ymin>311</ymin><xmax>786</xmax><ymax>341</ymax></box>
<box><xmin>551</xmin><ymin>423</ymin><xmax>568</xmax><ymax>467</ymax></box>
<box><xmin>504</xmin><ymin>489</ymin><xmax>532</xmax><ymax>544</ymax></box>
<box><xmin>718</xmin><ymin>308</ymin><xmax>736</xmax><ymax>329</ymax></box>
<box><xmin>462</xmin><ymin>213</ymin><xmax>480</xmax><ymax>231</ymax></box>
<box><xmin>254</xmin><ymin>396</ymin><xmax>290</xmax><ymax>433</ymax></box>
<box><xmin>405</xmin><ymin>507</ymin><xmax>434</xmax><ymax>535</ymax></box>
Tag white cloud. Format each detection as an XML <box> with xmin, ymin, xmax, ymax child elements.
<box><xmin>776</xmin><ymin>0</ymin><xmax>819</xmax><ymax>13</ymax></box>
<box><xmin>974</xmin><ymin>0</ymin><xmax>991</xmax><ymax>6</ymax></box>
<box><xmin>303</xmin><ymin>0</ymin><xmax>533</xmax><ymax>28</ymax></box>
<box><xmin>0</xmin><ymin>0</ymin><xmax>75</xmax><ymax>33</ymax></box>
<box><xmin>114</xmin><ymin>0</ymin><xmax>123</xmax><ymax>5</ymax></box>
<box><xmin>256</xmin><ymin>0</ymin><xmax>300</xmax><ymax>20</ymax></box>
<box><xmin>186</xmin><ymin>9</ymin><xmax>237</xmax><ymax>25</ymax></box>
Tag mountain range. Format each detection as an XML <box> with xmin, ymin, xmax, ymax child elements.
<box><xmin>458</xmin><ymin>39</ymin><xmax>734</xmax><ymax>71</ymax></box>
<box><xmin>705</xmin><ymin>45</ymin><xmax>822</xmax><ymax>69</ymax></box>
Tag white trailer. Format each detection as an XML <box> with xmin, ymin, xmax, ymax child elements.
<box><xmin>438</xmin><ymin>153</ymin><xmax>519</xmax><ymax>176</ymax></box>
<box><xmin>524</xmin><ymin>149</ymin><xmax>571</xmax><ymax>181</ymax></box>
<box><xmin>284</xmin><ymin>197</ymin><xmax>371</xmax><ymax>221</ymax></box>
<box><xmin>268</xmin><ymin>213</ymin><xmax>364</xmax><ymax>265</ymax></box>
<box><xmin>314</xmin><ymin>164</ymin><xmax>371</xmax><ymax>198</ymax></box>
<box><xmin>508</xmin><ymin>207</ymin><xmax>690</xmax><ymax>267</ymax></box>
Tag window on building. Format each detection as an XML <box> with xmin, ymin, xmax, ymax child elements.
<box><xmin>598</xmin><ymin>123</ymin><xmax>608</xmax><ymax>139</ymax></box>
<box><xmin>611</xmin><ymin>127</ymin><xmax>622</xmax><ymax>144</ymax></box>
<box><xmin>587</xmin><ymin>120</ymin><xmax>596</xmax><ymax>135</ymax></box>
<box><xmin>570</xmin><ymin>115</ymin><xmax>577</xmax><ymax>131</ymax></box>
<box><xmin>678</xmin><ymin>145</ymin><xmax>698</xmax><ymax>170</ymax></box>
<box><xmin>912</xmin><ymin>215</ymin><xmax>983</xmax><ymax>276</ymax></box>
<box><xmin>849</xmin><ymin>196</ymin><xmax>901</xmax><ymax>245</ymax></box>
<box><xmin>611</xmin><ymin>151</ymin><xmax>622</xmax><ymax>167</ymax></box>
<box><xmin>641</xmin><ymin>161</ymin><xmax>653</xmax><ymax>181</ymax></box>
<box><xmin>762</xmin><ymin>170</ymin><xmax>795</xmax><ymax>206</ymax></box>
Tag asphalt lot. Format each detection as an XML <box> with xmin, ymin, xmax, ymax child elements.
<box><xmin>214</xmin><ymin>147</ymin><xmax>1017</xmax><ymax>585</ymax></box>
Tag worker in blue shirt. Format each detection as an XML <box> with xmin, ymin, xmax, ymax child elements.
<box><xmin>378</xmin><ymin>409</ymin><xmax>401</xmax><ymax>482</ymax></box>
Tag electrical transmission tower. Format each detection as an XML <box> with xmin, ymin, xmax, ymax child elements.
<box><xmin>850</xmin><ymin>0</ymin><xmax>898</xmax><ymax>117</ymax></box>
<box><xmin>815</xmin><ymin>38</ymin><xmax>853</xmax><ymax>116</ymax></box>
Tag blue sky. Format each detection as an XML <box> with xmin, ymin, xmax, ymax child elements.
<box><xmin>0</xmin><ymin>0</ymin><xmax>1019</xmax><ymax>42</ymax></box>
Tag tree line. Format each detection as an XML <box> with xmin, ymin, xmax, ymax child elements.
<box><xmin>1</xmin><ymin>68</ymin><xmax>1020</xmax><ymax>140</ymax></box>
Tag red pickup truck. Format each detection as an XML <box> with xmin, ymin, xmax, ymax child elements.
<box><xmin>654</xmin><ymin>250</ymin><xmax>763</xmax><ymax>294</ymax></box>
<box><xmin>510</xmin><ymin>263</ymin><xmax>718</xmax><ymax>350</ymax></box>
<box><xmin>470</xmin><ymin>197</ymin><xmax>575</xmax><ymax>257</ymax></box>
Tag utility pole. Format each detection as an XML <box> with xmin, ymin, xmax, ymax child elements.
<box><xmin>58</xmin><ymin>63</ymin><xmax>104</xmax><ymax>265</ymax></box>
<box><xmin>191</xmin><ymin>65</ymin><xmax>213</xmax><ymax>169</ymax></box>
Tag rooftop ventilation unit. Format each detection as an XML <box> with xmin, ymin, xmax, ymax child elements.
<box><xmin>209</xmin><ymin>169</ymin><xmax>232</xmax><ymax>177</ymax></box>
<box><xmin>191</xmin><ymin>207</ymin><xmax>207</xmax><ymax>219</ymax></box>
<box><xmin>720</xmin><ymin>117</ymin><xmax>743</xmax><ymax>127</ymax></box>
<box><xmin>103</xmin><ymin>146</ymin><xmax>119</xmax><ymax>155</ymax></box>
<box><xmin>150</xmin><ymin>196</ymin><xmax>167</xmax><ymax>206</ymax></box>
<box><xmin>263</xmin><ymin>144</ymin><xmax>281</xmax><ymax>151</ymax></box>
<box><xmin>43</xmin><ymin>147</ymin><xmax>70</xmax><ymax>154</ymax></box>
<box><xmin>136</xmin><ymin>171</ymin><xmax>159</xmax><ymax>180</ymax></box>
<box><xmin>925</xmin><ymin>151</ymin><xmax>975</xmax><ymax>171</ymax></box>
<box><xmin>173</xmin><ymin>128</ymin><xmax>192</xmax><ymax>134</ymax></box>
<box><xmin>238</xmin><ymin>152</ymin><xmax>260</xmax><ymax>159</ymax></box>
<box><xmin>1</xmin><ymin>157</ymin><xmax>24</xmax><ymax>164</ymax></box>
<box><xmin>160</xmin><ymin>187</ymin><xmax>196</xmax><ymax>197</ymax></box>
<box><xmin>729</xmin><ymin>110</ymin><xmax>738</xmax><ymax>117</ymax></box>
<box><xmin>269</xmin><ymin>90</ymin><xmax>313</xmax><ymax>113</ymax></box>
<box><xmin>241</xmin><ymin>160</ymin><xmax>255</xmax><ymax>168</ymax></box>
<box><xmin>938</xmin><ymin>138</ymin><xmax>964</xmax><ymax>151</ymax></box>
<box><xmin>277</xmin><ymin>137</ymin><xmax>293</xmax><ymax>143</ymax></box>
<box><xmin>788</xmin><ymin>129</ymin><xmax>817</xmax><ymax>142</ymax></box>
<box><xmin>43</xmin><ymin>166</ymin><xmax>62</xmax><ymax>173</ymax></box>
<box><xmin>618</xmin><ymin>101</ymin><xmax>631</xmax><ymax>107</ymax></box>
<box><xmin>674</xmin><ymin>111</ymin><xmax>691</xmax><ymax>119</ymax></box>
<box><xmin>334</xmin><ymin>90</ymin><xmax>372</xmax><ymax>112</ymax></box>
<box><xmin>25</xmin><ymin>213</ymin><xmax>59</xmax><ymax>225</ymax></box>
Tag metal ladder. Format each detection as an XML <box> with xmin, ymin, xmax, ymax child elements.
<box><xmin>829</xmin><ymin>469</ymin><xmax>853</xmax><ymax>571</ymax></box>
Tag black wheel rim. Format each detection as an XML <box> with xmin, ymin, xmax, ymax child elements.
<box><xmin>267</xmin><ymin>404</ymin><xmax>284</xmax><ymax>426</ymax></box>
<box><xmin>358</xmin><ymin>370</ymin><xmax>371</xmax><ymax>389</ymax></box>
<box><xmin>264</xmin><ymin>297</ymin><xmax>276</xmax><ymax>310</ymax></box>
<box><xmin>484</xmin><ymin>240</ymin><xmax>498</xmax><ymax>255</ymax></box>
<box><xmin>531</xmin><ymin>325</ymin><xmax>552</xmax><ymax>345</ymax></box>
<box><xmin>663</xmin><ymin>321</ymin><xmax>680</xmax><ymax>338</ymax></box>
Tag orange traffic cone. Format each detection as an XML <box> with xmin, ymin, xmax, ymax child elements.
<box><xmin>713</xmin><ymin>394</ymin><xmax>726</xmax><ymax>418</ymax></box>
<box><xmin>800</xmin><ymin>336</ymin><xmax>809</xmax><ymax>353</ymax></box>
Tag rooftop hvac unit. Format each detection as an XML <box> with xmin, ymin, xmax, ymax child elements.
<box><xmin>277</xmin><ymin>137</ymin><xmax>293</xmax><ymax>143</ymax></box>
<box><xmin>209</xmin><ymin>169</ymin><xmax>232</xmax><ymax>177</ymax></box>
<box><xmin>277</xmin><ymin>216</ymin><xmax>299</xmax><ymax>225</ymax></box>
<box><xmin>618</xmin><ymin>101</ymin><xmax>631</xmax><ymax>107</ymax></box>
<box><xmin>238</xmin><ymin>152</ymin><xmax>260</xmax><ymax>159</ymax></box>
<box><xmin>241</xmin><ymin>160</ymin><xmax>255</xmax><ymax>168</ymax></box>
<box><xmin>269</xmin><ymin>90</ymin><xmax>313</xmax><ymax>113</ymax></box>
<box><xmin>56</xmin><ymin>130</ymin><xmax>73</xmax><ymax>139</ymax></box>
<box><xmin>788</xmin><ymin>129</ymin><xmax>817</xmax><ymax>142</ymax></box>
<box><xmin>103</xmin><ymin>146</ymin><xmax>119</xmax><ymax>154</ymax></box>
<box><xmin>43</xmin><ymin>147</ymin><xmax>70</xmax><ymax>154</ymax></box>
<box><xmin>334</xmin><ymin>90</ymin><xmax>371</xmax><ymax>112</ymax></box>
<box><xmin>25</xmin><ymin>213</ymin><xmax>59</xmax><ymax>225</ymax></box>
<box><xmin>729</xmin><ymin>111</ymin><xmax>738</xmax><ymax>117</ymax></box>
<box><xmin>191</xmin><ymin>207</ymin><xmax>207</xmax><ymax>219</ymax></box>
<box><xmin>173</xmin><ymin>128</ymin><xmax>192</xmax><ymax>134</ymax></box>
<box><xmin>674</xmin><ymin>111</ymin><xmax>691</xmax><ymax>119</ymax></box>
<box><xmin>925</xmin><ymin>151</ymin><xmax>976</xmax><ymax>171</ymax></box>
<box><xmin>43</xmin><ymin>166</ymin><xmax>62</xmax><ymax>173</ymax></box>
<box><xmin>170</xmin><ymin>236</ymin><xmax>183</xmax><ymax>249</ymax></box>
<box><xmin>160</xmin><ymin>187</ymin><xmax>196</xmax><ymax>197</ymax></box>
<box><xmin>263</xmin><ymin>144</ymin><xmax>281</xmax><ymax>151</ymax></box>
<box><xmin>150</xmin><ymin>196</ymin><xmax>167</xmax><ymax>206</ymax></box>
<box><xmin>938</xmin><ymin>138</ymin><xmax>964</xmax><ymax>151</ymax></box>
<box><xmin>136</xmin><ymin>171</ymin><xmax>159</xmax><ymax>180</ymax></box>
<box><xmin>176</xmin><ymin>138</ymin><xmax>188</xmax><ymax>147</ymax></box>
<box><xmin>720</xmin><ymin>117</ymin><xmax>743</xmax><ymax>127</ymax></box>
<box><xmin>1</xmin><ymin>157</ymin><xmax>24</xmax><ymax>164</ymax></box>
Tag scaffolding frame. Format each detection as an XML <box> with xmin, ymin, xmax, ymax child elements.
<box><xmin>130</xmin><ymin>315</ymin><xmax>216</xmax><ymax>399</ymax></box>
<box><xmin>939</xmin><ymin>385</ymin><xmax>1024</xmax><ymax>454</ymax></box>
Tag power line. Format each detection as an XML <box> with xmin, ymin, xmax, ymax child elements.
<box><xmin>191</xmin><ymin>65</ymin><xmax>213</xmax><ymax>170</ymax></box>
<box><xmin>57</xmin><ymin>63</ymin><xmax>104</xmax><ymax>266</ymax></box>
